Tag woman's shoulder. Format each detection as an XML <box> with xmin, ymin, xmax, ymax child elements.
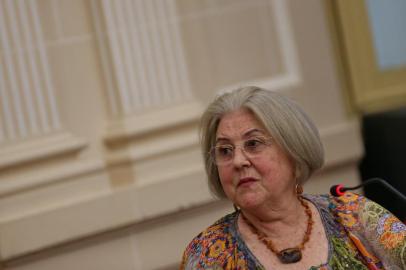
<box><xmin>327</xmin><ymin>192</ymin><xmax>406</xmax><ymax>268</ymax></box>
<box><xmin>304</xmin><ymin>193</ymin><xmax>332</xmax><ymax>204</ymax></box>
<box><xmin>190</xmin><ymin>211</ymin><xmax>237</xmax><ymax>240</ymax></box>
<box><xmin>180</xmin><ymin>211</ymin><xmax>240</xmax><ymax>270</ymax></box>
<box><xmin>308</xmin><ymin>191</ymin><xmax>404</xmax><ymax>235</ymax></box>
<box><xmin>304</xmin><ymin>192</ymin><xmax>371</xmax><ymax>215</ymax></box>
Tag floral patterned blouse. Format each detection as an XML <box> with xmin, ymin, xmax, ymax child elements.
<box><xmin>180</xmin><ymin>193</ymin><xmax>406</xmax><ymax>270</ymax></box>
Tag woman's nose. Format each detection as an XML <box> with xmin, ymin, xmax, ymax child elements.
<box><xmin>232</xmin><ymin>147</ymin><xmax>251</xmax><ymax>168</ymax></box>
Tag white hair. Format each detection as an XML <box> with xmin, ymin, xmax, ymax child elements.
<box><xmin>200</xmin><ymin>86</ymin><xmax>324</xmax><ymax>198</ymax></box>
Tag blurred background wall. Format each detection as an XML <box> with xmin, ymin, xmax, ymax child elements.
<box><xmin>0</xmin><ymin>0</ymin><xmax>404</xmax><ymax>269</ymax></box>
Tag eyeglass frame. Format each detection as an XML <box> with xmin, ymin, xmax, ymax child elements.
<box><xmin>208</xmin><ymin>136</ymin><xmax>273</xmax><ymax>166</ymax></box>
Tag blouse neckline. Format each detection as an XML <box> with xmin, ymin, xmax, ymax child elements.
<box><xmin>232</xmin><ymin>194</ymin><xmax>333</xmax><ymax>269</ymax></box>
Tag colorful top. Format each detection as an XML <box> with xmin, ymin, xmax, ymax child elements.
<box><xmin>180</xmin><ymin>193</ymin><xmax>406</xmax><ymax>270</ymax></box>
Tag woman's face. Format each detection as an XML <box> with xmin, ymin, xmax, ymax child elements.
<box><xmin>215</xmin><ymin>109</ymin><xmax>296</xmax><ymax>209</ymax></box>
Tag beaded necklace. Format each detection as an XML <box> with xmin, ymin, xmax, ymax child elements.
<box><xmin>241</xmin><ymin>196</ymin><xmax>313</xmax><ymax>264</ymax></box>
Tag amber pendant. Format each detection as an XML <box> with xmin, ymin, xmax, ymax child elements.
<box><xmin>277</xmin><ymin>248</ymin><xmax>302</xmax><ymax>264</ymax></box>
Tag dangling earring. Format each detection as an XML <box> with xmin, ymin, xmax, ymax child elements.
<box><xmin>295</xmin><ymin>183</ymin><xmax>303</xmax><ymax>195</ymax></box>
<box><xmin>294</xmin><ymin>164</ymin><xmax>303</xmax><ymax>196</ymax></box>
<box><xmin>233</xmin><ymin>204</ymin><xmax>240</xmax><ymax>212</ymax></box>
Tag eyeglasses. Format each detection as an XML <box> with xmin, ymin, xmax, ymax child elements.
<box><xmin>210</xmin><ymin>137</ymin><xmax>272</xmax><ymax>166</ymax></box>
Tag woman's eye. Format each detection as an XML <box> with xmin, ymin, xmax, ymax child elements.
<box><xmin>245</xmin><ymin>139</ymin><xmax>264</xmax><ymax>150</ymax></box>
<box><xmin>217</xmin><ymin>146</ymin><xmax>233</xmax><ymax>156</ymax></box>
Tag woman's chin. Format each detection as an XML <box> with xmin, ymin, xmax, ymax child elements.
<box><xmin>235</xmin><ymin>193</ymin><xmax>264</xmax><ymax>209</ymax></box>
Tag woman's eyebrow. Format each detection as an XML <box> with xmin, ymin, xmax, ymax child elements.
<box><xmin>215</xmin><ymin>129</ymin><xmax>267</xmax><ymax>143</ymax></box>
<box><xmin>215</xmin><ymin>137</ymin><xmax>230</xmax><ymax>144</ymax></box>
<box><xmin>243</xmin><ymin>129</ymin><xmax>266</xmax><ymax>137</ymax></box>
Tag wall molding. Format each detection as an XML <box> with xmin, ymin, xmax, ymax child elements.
<box><xmin>219</xmin><ymin>73</ymin><xmax>301</xmax><ymax>95</ymax></box>
<box><xmin>106</xmin><ymin>126</ymin><xmax>199</xmax><ymax>167</ymax></box>
<box><xmin>0</xmin><ymin>157</ymin><xmax>103</xmax><ymax>198</ymax></box>
<box><xmin>0</xmin><ymin>0</ymin><xmax>61</xmax><ymax>142</ymax></box>
<box><xmin>218</xmin><ymin>0</ymin><xmax>301</xmax><ymax>94</ymax></box>
<box><xmin>0</xmin><ymin>164</ymin><xmax>210</xmax><ymax>260</ymax></box>
<box><xmin>91</xmin><ymin>0</ymin><xmax>194</xmax><ymax>116</ymax></box>
<box><xmin>104</xmin><ymin>101</ymin><xmax>203</xmax><ymax>144</ymax></box>
<box><xmin>0</xmin><ymin>132</ymin><xmax>87</xmax><ymax>172</ymax></box>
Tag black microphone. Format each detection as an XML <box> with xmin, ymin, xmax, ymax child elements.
<box><xmin>330</xmin><ymin>177</ymin><xmax>406</xmax><ymax>203</ymax></box>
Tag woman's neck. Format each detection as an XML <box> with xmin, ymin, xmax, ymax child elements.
<box><xmin>240</xmin><ymin>193</ymin><xmax>305</xmax><ymax>237</ymax></box>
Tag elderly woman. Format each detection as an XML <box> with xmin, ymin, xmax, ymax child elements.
<box><xmin>180</xmin><ymin>86</ymin><xmax>405</xmax><ymax>270</ymax></box>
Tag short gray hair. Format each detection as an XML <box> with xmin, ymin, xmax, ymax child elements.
<box><xmin>200</xmin><ymin>86</ymin><xmax>324</xmax><ymax>198</ymax></box>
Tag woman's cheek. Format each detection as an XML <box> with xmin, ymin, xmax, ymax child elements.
<box><xmin>218</xmin><ymin>168</ymin><xmax>234</xmax><ymax>192</ymax></box>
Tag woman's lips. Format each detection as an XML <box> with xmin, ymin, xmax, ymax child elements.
<box><xmin>237</xmin><ymin>177</ymin><xmax>257</xmax><ymax>187</ymax></box>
